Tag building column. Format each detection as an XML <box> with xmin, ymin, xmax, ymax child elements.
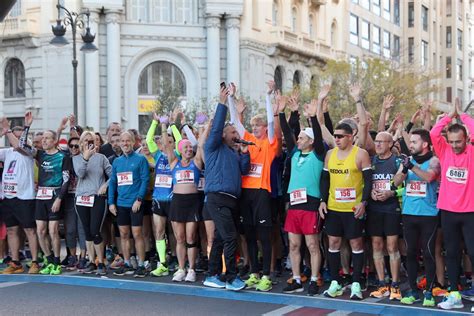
<box><xmin>206</xmin><ymin>15</ymin><xmax>221</xmax><ymax>101</ymax></box>
<box><xmin>226</xmin><ymin>16</ymin><xmax>241</xmax><ymax>88</ymax></box>
<box><xmin>106</xmin><ymin>11</ymin><xmax>122</xmax><ymax>125</ymax></box>
<box><xmin>84</xmin><ymin>10</ymin><xmax>100</xmax><ymax>131</ymax></box>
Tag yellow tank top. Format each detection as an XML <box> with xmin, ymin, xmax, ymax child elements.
<box><xmin>327</xmin><ymin>146</ymin><xmax>363</xmax><ymax>212</ymax></box>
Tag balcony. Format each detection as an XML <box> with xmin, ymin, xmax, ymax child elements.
<box><xmin>1</xmin><ymin>7</ymin><xmax>40</xmax><ymax>43</ymax></box>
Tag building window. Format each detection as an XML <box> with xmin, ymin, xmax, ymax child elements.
<box><xmin>422</xmin><ymin>6</ymin><xmax>428</xmax><ymax>32</ymax></box>
<box><xmin>408</xmin><ymin>37</ymin><xmax>414</xmax><ymax>63</ymax></box>
<box><xmin>383</xmin><ymin>30</ymin><xmax>390</xmax><ymax>58</ymax></box>
<box><xmin>361</xmin><ymin>20</ymin><xmax>370</xmax><ymax>50</ymax></box>
<box><xmin>272</xmin><ymin>0</ymin><xmax>279</xmax><ymax>26</ymax></box>
<box><xmin>373</xmin><ymin>25</ymin><xmax>381</xmax><ymax>54</ymax></box>
<box><xmin>421</xmin><ymin>41</ymin><xmax>428</xmax><ymax>66</ymax></box>
<box><xmin>9</xmin><ymin>0</ymin><xmax>21</xmax><ymax>17</ymax></box>
<box><xmin>331</xmin><ymin>21</ymin><xmax>337</xmax><ymax>47</ymax></box>
<box><xmin>457</xmin><ymin>29</ymin><xmax>463</xmax><ymax>50</ymax></box>
<box><xmin>382</xmin><ymin>0</ymin><xmax>390</xmax><ymax>21</ymax></box>
<box><xmin>309</xmin><ymin>14</ymin><xmax>315</xmax><ymax>38</ymax></box>
<box><xmin>433</xmin><ymin>21</ymin><xmax>437</xmax><ymax>43</ymax></box>
<box><xmin>447</xmin><ymin>87</ymin><xmax>452</xmax><ymax>102</ymax></box>
<box><xmin>4</xmin><ymin>58</ymin><xmax>25</xmax><ymax>99</ymax></box>
<box><xmin>175</xmin><ymin>0</ymin><xmax>193</xmax><ymax>24</ymax></box>
<box><xmin>151</xmin><ymin>0</ymin><xmax>170</xmax><ymax>23</ymax></box>
<box><xmin>372</xmin><ymin>0</ymin><xmax>381</xmax><ymax>16</ymax></box>
<box><xmin>446</xmin><ymin>57</ymin><xmax>452</xmax><ymax>78</ymax></box>
<box><xmin>130</xmin><ymin>0</ymin><xmax>147</xmax><ymax>22</ymax></box>
<box><xmin>138</xmin><ymin>61</ymin><xmax>186</xmax><ymax>96</ymax></box>
<box><xmin>447</xmin><ymin>0</ymin><xmax>452</xmax><ymax>16</ymax></box>
<box><xmin>350</xmin><ymin>14</ymin><xmax>359</xmax><ymax>45</ymax></box>
<box><xmin>274</xmin><ymin>66</ymin><xmax>283</xmax><ymax>91</ymax></box>
<box><xmin>458</xmin><ymin>89</ymin><xmax>463</xmax><ymax>105</ymax></box>
<box><xmin>361</xmin><ymin>0</ymin><xmax>370</xmax><ymax>10</ymax></box>
<box><xmin>447</xmin><ymin>26</ymin><xmax>452</xmax><ymax>48</ymax></box>
<box><xmin>352</xmin><ymin>0</ymin><xmax>359</xmax><ymax>3</ymax></box>
<box><xmin>291</xmin><ymin>7</ymin><xmax>297</xmax><ymax>32</ymax></box>
<box><xmin>408</xmin><ymin>2</ymin><xmax>414</xmax><ymax>27</ymax></box>
<box><xmin>394</xmin><ymin>0</ymin><xmax>400</xmax><ymax>25</ymax></box>
<box><xmin>393</xmin><ymin>35</ymin><xmax>400</xmax><ymax>60</ymax></box>
<box><xmin>129</xmin><ymin>0</ymin><xmax>195</xmax><ymax>24</ymax></box>
<box><xmin>293</xmin><ymin>71</ymin><xmax>301</xmax><ymax>87</ymax></box>
<box><xmin>457</xmin><ymin>59</ymin><xmax>463</xmax><ymax>81</ymax></box>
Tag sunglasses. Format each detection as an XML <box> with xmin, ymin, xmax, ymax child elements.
<box><xmin>69</xmin><ymin>144</ymin><xmax>79</xmax><ymax>149</ymax></box>
<box><xmin>334</xmin><ymin>134</ymin><xmax>350</xmax><ymax>139</ymax></box>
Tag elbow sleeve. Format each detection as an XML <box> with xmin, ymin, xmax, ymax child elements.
<box><xmin>320</xmin><ymin>169</ymin><xmax>330</xmax><ymax>202</ymax></box>
<box><xmin>362</xmin><ymin>168</ymin><xmax>373</xmax><ymax>202</ymax></box>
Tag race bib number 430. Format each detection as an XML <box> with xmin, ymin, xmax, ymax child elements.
<box><xmin>446</xmin><ymin>167</ymin><xmax>468</xmax><ymax>184</ymax></box>
<box><xmin>406</xmin><ymin>180</ymin><xmax>427</xmax><ymax>197</ymax></box>
<box><xmin>335</xmin><ymin>188</ymin><xmax>356</xmax><ymax>202</ymax></box>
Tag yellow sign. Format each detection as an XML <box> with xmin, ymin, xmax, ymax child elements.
<box><xmin>138</xmin><ymin>98</ymin><xmax>156</xmax><ymax>113</ymax></box>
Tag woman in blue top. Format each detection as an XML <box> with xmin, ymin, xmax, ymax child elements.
<box><xmin>162</xmin><ymin>127</ymin><xmax>204</xmax><ymax>283</ymax></box>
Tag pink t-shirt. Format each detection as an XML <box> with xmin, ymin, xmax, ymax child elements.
<box><xmin>430</xmin><ymin>114</ymin><xmax>474</xmax><ymax>213</ymax></box>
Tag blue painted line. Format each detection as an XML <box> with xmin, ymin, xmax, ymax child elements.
<box><xmin>0</xmin><ymin>274</ymin><xmax>469</xmax><ymax>316</ymax></box>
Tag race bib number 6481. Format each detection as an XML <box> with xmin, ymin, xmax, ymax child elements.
<box><xmin>446</xmin><ymin>167</ymin><xmax>468</xmax><ymax>184</ymax></box>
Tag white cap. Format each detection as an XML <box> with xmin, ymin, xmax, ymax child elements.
<box><xmin>303</xmin><ymin>128</ymin><xmax>314</xmax><ymax>139</ymax></box>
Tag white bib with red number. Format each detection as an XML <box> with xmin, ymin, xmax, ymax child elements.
<box><xmin>117</xmin><ymin>172</ymin><xmax>133</xmax><ymax>186</ymax></box>
<box><xmin>36</xmin><ymin>187</ymin><xmax>54</xmax><ymax>200</ymax></box>
<box><xmin>3</xmin><ymin>182</ymin><xmax>18</xmax><ymax>198</ymax></box>
<box><xmin>406</xmin><ymin>180</ymin><xmax>427</xmax><ymax>197</ymax></box>
<box><xmin>76</xmin><ymin>195</ymin><xmax>95</xmax><ymax>207</ymax></box>
<box><xmin>176</xmin><ymin>170</ymin><xmax>195</xmax><ymax>184</ymax></box>
<box><xmin>372</xmin><ymin>180</ymin><xmax>391</xmax><ymax>191</ymax></box>
<box><xmin>290</xmin><ymin>188</ymin><xmax>307</xmax><ymax>206</ymax></box>
<box><xmin>446</xmin><ymin>167</ymin><xmax>468</xmax><ymax>184</ymax></box>
<box><xmin>335</xmin><ymin>188</ymin><xmax>356</xmax><ymax>202</ymax></box>
<box><xmin>155</xmin><ymin>175</ymin><xmax>172</xmax><ymax>188</ymax></box>
<box><xmin>248</xmin><ymin>163</ymin><xmax>263</xmax><ymax>178</ymax></box>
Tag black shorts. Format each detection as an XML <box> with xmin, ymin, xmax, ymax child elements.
<box><xmin>169</xmin><ymin>193</ymin><xmax>202</xmax><ymax>223</ymax></box>
<box><xmin>35</xmin><ymin>198</ymin><xmax>63</xmax><ymax>221</ymax></box>
<box><xmin>324</xmin><ymin>209</ymin><xmax>364</xmax><ymax>239</ymax></box>
<box><xmin>2</xmin><ymin>198</ymin><xmax>36</xmax><ymax>228</ymax></box>
<box><xmin>142</xmin><ymin>200</ymin><xmax>153</xmax><ymax>216</ymax></box>
<box><xmin>239</xmin><ymin>188</ymin><xmax>272</xmax><ymax>227</ymax></box>
<box><xmin>152</xmin><ymin>200</ymin><xmax>171</xmax><ymax>217</ymax></box>
<box><xmin>366</xmin><ymin>211</ymin><xmax>401</xmax><ymax>237</ymax></box>
<box><xmin>116</xmin><ymin>206</ymin><xmax>144</xmax><ymax>227</ymax></box>
<box><xmin>201</xmin><ymin>201</ymin><xmax>213</xmax><ymax>221</ymax></box>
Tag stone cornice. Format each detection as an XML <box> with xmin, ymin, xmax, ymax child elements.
<box><xmin>120</xmin><ymin>34</ymin><xmax>206</xmax><ymax>42</ymax></box>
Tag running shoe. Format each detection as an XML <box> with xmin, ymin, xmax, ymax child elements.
<box><xmin>2</xmin><ymin>262</ymin><xmax>25</xmax><ymax>274</ymax></box>
<box><xmin>185</xmin><ymin>269</ymin><xmax>196</xmax><ymax>282</ymax></box>
<box><xmin>226</xmin><ymin>277</ymin><xmax>246</xmax><ymax>291</ymax></box>
<box><xmin>109</xmin><ymin>255</ymin><xmax>124</xmax><ymax>270</ymax></box>
<box><xmin>28</xmin><ymin>262</ymin><xmax>40</xmax><ymax>274</ymax></box>
<box><xmin>76</xmin><ymin>258</ymin><xmax>87</xmax><ymax>272</ymax></box>
<box><xmin>370</xmin><ymin>285</ymin><xmax>390</xmax><ymax>298</ymax></box>
<box><xmin>134</xmin><ymin>266</ymin><xmax>147</xmax><ymax>278</ymax></box>
<box><xmin>83</xmin><ymin>263</ymin><xmax>97</xmax><ymax>274</ymax></box>
<box><xmin>341</xmin><ymin>274</ymin><xmax>352</xmax><ymax>289</ymax></box>
<box><xmin>129</xmin><ymin>256</ymin><xmax>138</xmax><ymax>269</ymax></box>
<box><xmin>96</xmin><ymin>264</ymin><xmax>107</xmax><ymax>276</ymax></box>
<box><xmin>151</xmin><ymin>263</ymin><xmax>169</xmax><ymax>277</ymax></box>
<box><xmin>39</xmin><ymin>263</ymin><xmax>54</xmax><ymax>275</ymax></box>
<box><xmin>433</xmin><ymin>285</ymin><xmax>448</xmax><ymax>297</ymax></box>
<box><xmin>324</xmin><ymin>280</ymin><xmax>343</xmax><ymax>298</ymax></box>
<box><xmin>60</xmin><ymin>256</ymin><xmax>70</xmax><ymax>267</ymax></box>
<box><xmin>400</xmin><ymin>290</ymin><xmax>420</xmax><ymax>305</ymax></box>
<box><xmin>203</xmin><ymin>275</ymin><xmax>226</xmax><ymax>288</ymax></box>
<box><xmin>350</xmin><ymin>282</ymin><xmax>363</xmax><ymax>300</ymax></box>
<box><xmin>437</xmin><ymin>291</ymin><xmax>464</xmax><ymax>310</ymax></box>
<box><xmin>65</xmin><ymin>256</ymin><xmax>77</xmax><ymax>270</ymax></box>
<box><xmin>245</xmin><ymin>273</ymin><xmax>260</xmax><ymax>289</ymax></box>
<box><xmin>417</xmin><ymin>276</ymin><xmax>427</xmax><ymax>290</ymax></box>
<box><xmin>461</xmin><ymin>287</ymin><xmax>474</xmax><ymax>301</ymax></box>
<box><xmin>256</xmin><ymin>275</ymin><xmax>272</xmax><ymax>292</ymax></box>
<box><xmin>283</xmin><ymin>280</ymin><xmax>303</xmax><ymax>294</ymax></box>
<box><xmin>172</xmin><ymin>268</ymin><xmax>186</xmax><ymax>282</ymax></box>
<box><xmin>390</xmin><ymin>286</ymin><xmax>402</xmax><ymax>301</ymax></box>
<box><xmin>307</xmin><ymin>281</ymin><xmax>319</xmax><ymax>296</ymax></box>
<box><xmin>422</xmin><ymin>291</ymin><xmax>435</xmax><ymax>307</ymax></box>
<box><xmin>195</xmin><ymin>257</ymin><xmax>208</xmax><ymax>273</ymax></box>
<box><xmin>113</xmin><ymin>264</ymin><xmax>133</xmax><ymax>276</ymax></box>
<box><xmin>50</xmin><ymin>264</ymin><xmax>62</xmax><ymax>275</ymax></box>
<box><xmin>105</xmin><ymin>248</ymin><xmax>114</xmax><ymax>263</ymax></box>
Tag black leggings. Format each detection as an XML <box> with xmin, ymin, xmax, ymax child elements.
<box><xmin>403</xmin><ymin>214</ymin><xmax>438</xmax><ymax>292</ymax></box>
<box><xmin>75</xmin><ymin>195</ymin><xmax>107</xmax><ymax>245</ymax></box>
<box><xmin>441</xmin><ymin>210</ymin><xmax>474</xmax><ymax>289</ymax></box>
<box><xmin>244</xmin><ymin>225</ymin><xmax>272</xmax><ymax>276</ymax></box>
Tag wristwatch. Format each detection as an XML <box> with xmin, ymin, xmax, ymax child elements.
<box><xmin>136</xmin><ymin>197</ymin><xmax>143</xmax><ymax>203</ymax></box>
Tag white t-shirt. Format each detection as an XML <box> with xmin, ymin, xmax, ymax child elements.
<box><xmin>0</xmin><ymin>148</ymin><xmax>36</xmax><ymax>200</ymax></box>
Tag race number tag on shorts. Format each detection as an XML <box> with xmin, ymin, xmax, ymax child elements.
<box><xmin>155</xmin><ymin>175</ymin><xmax>172</xmax><ymax>188</ymax></box>
<box><xmin>76</xmin><ymin>195</ymin><xmax>95</xmax><ymax>207</ymax></box>
<box><xmin>446</xmin><ymin>167</ymin><xmax>468</xmax><ymax>184</ymax></box>
<box><xmin>117</xmin><ymin>172</ymin><xmax>133</xmax><ymax>186</ymax></box>
<box><xmin>197</xmin><ymin>177</ymin><xmax>205</xmax><ymax>191</ymax></box>
<box><xmin>176</xmin><ymin>170</ymin><xmax>195</xmax><ymax>184</ymax></box>
<box><xmin>372</xmin><ymin>180</ymin><xmax>391</xmax><ymax>191</ymax></box>
<box><xmin>36</xmin><ymin>187</ymin><xmax>54</xmax><ymax>200</ymax></box>
<box><xmin>406</xmin><ymin>181</ymin><xmax>427</xmax><ymax>197</ymax></box>
<box><xmin>290</xmin><ymin>188</ymin><xmax>307</xmax><ymax>205</ymax></box>
<box><xmin>3</xmin><ymin>182</ymin><xmax>18</xmax><ymax>198</ymax></box>
<box><xmin>335</xmin><ymin>188</ymin><xmax>356</xmax><ymax>202</ymax></box>
<box><xmin>248</xmin><ymin>163</ymin><xmax>263</xmax><ymax>178</ymax></box>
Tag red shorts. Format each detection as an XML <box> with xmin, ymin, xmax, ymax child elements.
<box><xmin>284</xmin><ymin>209</ymin><xmax>321</xmax><ymax>235</ymax></box>
<box><xmin>0</xmin><ymin>222</ymin><xmax>6</xmax><ymax>240</ymax></box>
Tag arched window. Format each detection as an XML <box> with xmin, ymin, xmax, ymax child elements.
<box><xmin>291</xmin><ymin>7</ymin><xmax>297</xmax><ymax>32</ymax></box>
<box><xmin>331</xmin><ymin>21</ymin><xmax>337</xmax><ymax>47</ymax></box>
<box><xmin>310</xmin><ymin>75</ymin><xmax>317</xmax><ymax>90</ymax></box>
<box><xmin>274</xmin><ymin>66</ymin><xmax>283</xmax><ymax>91</ymax></box>
<box><xmin>272</xmin><ymin>0</ymin><xmax>279</xmax><ymax>26</ymax></box>
<box><xmin>293</xmin><ymin>71</ymin><xmax>301</xmax><ymax>87</ymax></box>
<box><xmin>4</xmin><ymin>58</ymin><xmax>25</xmax><ymax>98</ymax></box>
<box><xmin>138</xmin><ymin>61</ymin><xmax>186</xmax><ymax>96</ymax></box>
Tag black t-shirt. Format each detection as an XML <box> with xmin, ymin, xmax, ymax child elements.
<box><xmin>100</xmin><ymin>143</ymin><xmax>114</xmax><ymax>158</ymax></box>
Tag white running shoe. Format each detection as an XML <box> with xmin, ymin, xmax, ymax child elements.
<box><xmin>172</xmin><ymin>268</ymin><xmax>186</xmax><ymax>282</ymax></box>
<box><xmin>185</xmin><ymin>269</ymin><xmax>196</xmax><ymax>282</ymax></box>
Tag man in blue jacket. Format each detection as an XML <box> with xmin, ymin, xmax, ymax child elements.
<box><xmin>203</xmin><ymin>84</ymin><xmax>250</xmax><ymax>291</ymax></box>
<box><xmin>109</xmin><ymin>131</ymin><xmax>150</xmax><ymax>278</ymax></box>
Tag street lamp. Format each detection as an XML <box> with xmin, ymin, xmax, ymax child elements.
<box><xmin>50</xmin><ymin>0</ymin><xmax>98</xmax><ymax>120</ymax></box>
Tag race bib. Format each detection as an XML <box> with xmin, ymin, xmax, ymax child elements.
<box><xmin>76</xmin><ymin>195</ymin><xmax>95</xmax><ymax>207</ymax></box>
<box><xmin>117</xmin><ymin>172</ymin><xmax>133</xmax><ymax>186</ymax></box>
<box><xmin>176</xmin><ymin>170</ymin><xmax>195</xmax><ymax>184</ymax></box>
<box><xmin>406</xmin><ymin>180</ymin><xmax>427</xmax><ymax>197</ymax></box>
<box><xmin>335</xmin><ymin>188</ymin><xmax>356</xmax><ymax>202</ymax></box>
<box><xmin>446</xmin><ymin>167</ymin><xmax>468</xmax><ymax>184</ymax></box>
<box><xmin>197</xmin><ymin>177</ymin><xmax>205</xmax><ymax>191</ymax></box>
<box><xmin>290</xmin><ymin>188</ymin><xmax>307</xmax><ymax>206</ymax></box>
<box><xmin>248</xmin><ymin>163</ymin><xmax>263</xmax><ymax>178</ymax></box>
<box><xmin>372</xmin><ymin>180</ymin><xmax>391</xmax><ymax>191</ymax></box>
<box><xmin>36</xmin><ymin>187</ymin><xmax>54</xmax><ymax>200</ymax></box>
<box><xmin>155</xmin><ymin>175</ymin><xmax>172</xmax><ymax>188</ymax></box>
<box><xmin>3</xmin><ymin>182</ymin><xmax>18</xmax><ymax>198</ymax></box>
